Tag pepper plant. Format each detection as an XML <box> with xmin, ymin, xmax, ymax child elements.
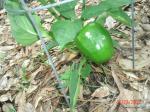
<box><xmin>4</xmin><ymin>0</ymin><xmax>132</xmax><ymax>111</ymax></box>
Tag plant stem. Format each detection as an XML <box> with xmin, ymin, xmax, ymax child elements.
<box><xmin>131</xmin><ymin>0</ymin><xmax>135</xmax><ymax>69</ymax></box>
<box><xmin>82</xmin><ymin>0</ymin><xmax>86</xmax><ymax>10</ymax></box>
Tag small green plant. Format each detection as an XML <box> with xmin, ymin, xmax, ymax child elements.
<box><xmin>20</xmin><ymin>65</ymin><xmax>30</xmax><ymax>89</ymax></box>
<box><xmin>5</xmin><ymin>0</ymin><xmax>132</xmax><ymax>111</ymax></box>
<box><xmin>60</xmin><ymin>59</ymin><xmax>91</xmax><ymax>111</ymax></box>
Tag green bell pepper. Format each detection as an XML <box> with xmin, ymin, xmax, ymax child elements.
<box><xmin>75</xmin><ymin>23</ymin><xmax>114</xmax><ymax>64</ymax></box>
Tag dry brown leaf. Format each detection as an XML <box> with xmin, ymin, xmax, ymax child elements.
<box><xmin>91</xmin><ymin>85</ymin><xmax>110</xmax><ymax>98</ymax></box>
<box><xmin>119</xmin><ymin>56</ymin><xmax>150</xmax><ymax>70</ymax></box>
<box><xmin>92</xmin><ymin>105</ymin><xmax>108</xmax><ymax>112</ymax></box>
<box><xmin>122</xmin><ymin>71</ymin><xmax>139</xmax><ymax>80</ymax></box>
<box><xmin>15</xmin><ymin>92</ymin><xmax>36</xmax><ymax>112</ymax></box>
<box><xmin>0</xmin><ymin>45</ymin><xmax>16</xmax><ymax>51</ymax></box>
<box><xmin>141</xmin><ymin>24</ymin><xmax>150</xmax><ymax>31</ymax></box>
<box><xmin>34</xmin><ymin>87</ymin><xmax>55</xmax><ymax>108</ymax></box>
<box><xmin>130</xmin><ymin>82</ymin><xmax>145</xmax><ymax>92</ymax></box>
<box><xmin>0</xmin><ymin>93</ymin><xmax>12</xmax><ymax>102</ymax></box>
<box><xmin>0</xmin><ymin>51</ymin><xmax>6</xmax><ymax>62</ymax></box>
<box><xmin>119</xmin><ymin>45</ymin><xmax>150</xmax><ymax>70</ymax></box>
<box><xmin>24</xmin><ymin>103</ymin><xmax>36</xmax><ymax>112</ymax></box>
<box><xmin>29</xmin><ymin>65</ymin><xmax>44</xmax><ymax>82</ymax></box>
<box><xmin>79</xmin><ymin>85</ymin><xmax>84</xmax><ymax>100</ymax></box>
<box><xmin>116</xmin><ymin>106</ymin><xmax>128</xmax><ymax>112</ymax></box>
<box><xmin>41</xmin><ymin>100</ymin><xmax>53</xmax><ymax>112</ymax></box>
<box><xmin>0</xmin><ymin>25</ymin><xmax>3</xmax><ymax>34</ymax></box>
<box><xmin>119</xmin><ymin>89</ymin><xmax>142</xmax><ymax>112</ymax></box>
<box><xmin>22</xmin><ymin>59</ymin><xmax>30</xmax><ymax>68</ymax></box>
<box><xmin>110</xmin><ymin>65</ymin><xmax>144</xmax><ymax>112</ymax></box>
<box><xmin>15</xmin><ymin>91</ymin><xmax>26</xmax><ymax>112</ymax></box>
<box><xmin>34</xmin><ymin>95</ymin><xmax>43</xmax><ymax>109</ymax></box>
<box><xmin>141</xmin><ymin>85</ymin><xmax>150</xmax><ymax>102</ymax></box>
<box><xmin>0</xmin><ymin>71</ymin><xmax>18</xmax><ymax>91</ymax></box>
<box><xmin>105</xmin><ymin>16</ymin><xmax>117</xmax><ymax>29</ymax></box>
<box><xmin>26</xmin><ymin>84</ymin><xmax>38</xmax><ymax>95</ymax></box>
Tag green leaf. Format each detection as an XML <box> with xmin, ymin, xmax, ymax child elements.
<box><xmin>46</xmin><ymin>41</ymin><xmax>58</xmax><ymax>50</ymax></box>
<box><xmin>112</xmin><ymin>39</ymin><xmax>120</xmax><ymax>48</ymax></box>
<box><xmin>82</xmin><ymin>0</ymin><xmax>131</xmax><ymax>19</ymax></box>
<box><xmin>5</xmin><ymin>0</ymin><xmax>50</xmax><ymax>46</ymax></box>
<box><xmin>52</xmin><ymin>0</ymin><xmax>77</xmax><ymax>19</ymax></box>
<box><xmin>108</xmin><ymin>8</ymin><xmax>131</xmax><ymax>27</ymax></box>
<box><xmin>4</xmin><ymin>0</ymin><xmax>19</xmax><ymax>9</ymax></box>
<box><xmin>38</xmin><ymin>0</ymin><xmax>49</xmax><ymax>5</ymax></box>
<box><xmin>61</xmin><ymin>68</ymin><xmax>71</xmax><ymax>80</ymax></box>
<box><xmin>81</xmin><ymin>64</ymin><xmax>91</xmax><ymax>79</ymax></box>
<box><xmin>51</xmin><ymin>20</ymin><xmax>82</xmax><ymax>48</ymax></box>
<box><xmin>38</xmin><ymin>0</ymin><xmax>55</xmax><ymax>15</ymax></box>
<box><xmin>82</xmin><ymin>4</ymin><xmax>108</xmax><ymax>19</ymax></box>
<box><xmin>60</xmin><ymin>67</ymin><xmax>72</xmax><ymax>88</ymax></box>
<box><xmin>96</xmin><ymin>12</ymin><xmax>108</xmax><ymax>25</ymax></box>
<box><xmin>69</xmin><ymin>63</ymin><xmax>80</xmax><ymax>111</ymax></box>
<box><xmin>103</xmin><ymin>0</ymin><xmax>131</xmax><ymax>8</ymax></box>
<box><xmin>60</xmin><ymin>60</ymin><xmax>91</xmax><ymax>111</ymax></box>
<box><xmin>69</xmin><ymin>59</ymin><xmax>88</xmax><ymax>110</ymax></box>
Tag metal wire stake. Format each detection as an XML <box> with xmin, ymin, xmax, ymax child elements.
<box><xmin>19</xmin><ymin>0</ymin><xmax>69</xmax><ymax>106</ymax></box>
<box><xmin>32</xmin><ymin>0</ymin><xmax>74</xmax><ymax>12</ymax></box>
<box><xmin>131</xmin><ymin>0</ymin><xmax>135</xmax><ymax>69</ymax></box>
<box><xmin>6</xmin><ymin>0</ymin><xmax>74</xmax><ymax>14</ymax></box>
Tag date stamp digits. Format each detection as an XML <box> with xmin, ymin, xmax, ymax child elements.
<box><xmin>117</xmin><ymin>100</ymin><xmax>142</xmax><ymax>105</ymax></box>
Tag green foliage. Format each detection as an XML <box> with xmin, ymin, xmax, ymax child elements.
<box><xmin>51</xmin><ymin>20</ymin><xmax>82</xmax><ymax>48</ymax></box>
<box><xmin>46</xmin><ymin>41</ymin><xmax>58</xmax><ymax>50</ymax></box>
<box><xmin>96</xmin><ymin>9</ymin><xmax>131</xmax><ymax>27</ymax></box>
<box><xmin>55</xmin><ymin>1</ymin><xmax>77</xmax><ymax>19</ymax></box>
<box><xmin>61</xmin><ymin>60</ymin><xmax>91</xmax><ymax>84</ymax></box>
<box><xmin>5</xmin><ymin>0</ymin><xmax>50</xmax><ymax>46</ymax></box>
<box><xmin>82</xmin><ymin>0</ymin><xmax>131</xmax><ymax>18</ymax></box>
<box><xmin>43</xmin><ymin>0</ymin><xmax>77</xmax><ymax>19</ymax></box>
<box><xmin>96</xmin><ymin>12</ymin><xmax>108</xmax><ymax>25</ymax></box>
<box><xmin>60</xmin><ymin>65</ymin><xmax>80</xmax><ymax>111</ymax></box>
<box><xmin>108</xmin><ymin>8</ymin><xmax>131</xmax><ymax>27</ymax></box>
<box><xmin>38</xmin><ymin>0</ymin><xmax>49</xmax><ymax>5</ymax></box>
<box><xmin>60</xmin><ymin>59</ymin><xmax>91</xmax><ymax>111</ymax></box>
<box><xmin>69</xmin><ymin>63</ymin><xmax>80</xmax><ymax>111</ymax></box>
<box><xmin>60</xmin><ymin>68</ymin><xmax>72</xmax><ymax>87</ymax></box>
<box><xmin>112</xmin><ymin>39</ymin><xmax>120</xmax><ymax>49</ymax></box>
<box><xmin>21</xmin><ymin>64</ymin><xmax>30</xmax><ymax>88</ymax></box>
<box><xmin>80</xmin><ymin>64</ymin><xmax>91</xmax><ymax>79</ymax></box>
<box><xmin>6</xmin><ymin>0</ymin><xmax>132</xmax><ymax>46</ymax></box>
